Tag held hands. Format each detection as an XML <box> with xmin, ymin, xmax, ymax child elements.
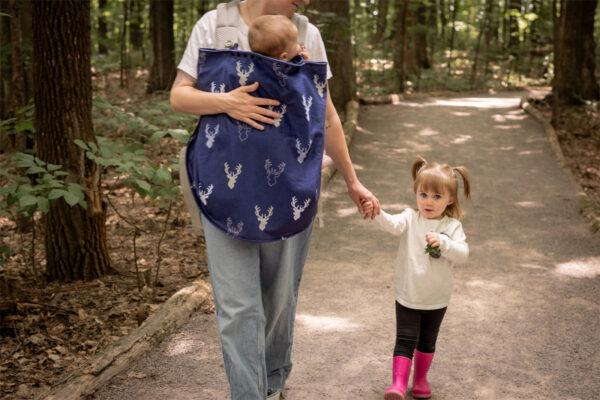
<box><xmin>225</xmin><ymin>82</ymin><xmax>280</xmax><ymax>130</ymax></box>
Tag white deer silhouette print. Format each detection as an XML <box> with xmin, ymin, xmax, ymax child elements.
<box><xmin>313</xmin><ymin>74</ymin><xmax>326</xmax><ymax>98</ymax></box>
<box><xmin>254</xmin><ymin>205</ymin><xmax>274</xmax><ymax>231</ymax></box>
<box><xmin>291</xmin><ymin>196</ymin><xmax>311</xmax><ymax>220</ymax></box>
<box><xmin>197</xmin><ymin>183</ymin><xmax>214</xmax><ymax>206</ymax></box>
<box><xmin>224</xmin><ymin>162</ymin><xmax>242</xmax><ymax>189</ymax></box>
<box><xmin>236</xmin><ymin>61</ymin><xmax>255</xmax><ymax>86</ymax></box>
<box><xmin>264</xmin><ymin>159</ymin><xmax>286</xmax><ymax>187</ymax></box>
<box><xmin>302</xmin><ymin>95</ymin><xmax>313</xmax><ymax>121</ymax></box>
<box><xmin>237</xmin><ymin>121</ymin><xmax>252</xmax><ymax>141</ymax></box>
<box><xmin>210</xmin><ymin>82</ymin><xmax>226</xmax><ymax>93</ymax></box>
<box><xmin>205</xmin><ymin>123</ymin><xmax>219</xmax><ymax>148</ymax></box>
<box><xmin>226</xmin><ymin>218</ymin><xmax>243</xmax><ymax>237</ymax></box>
<box><xmin>296</xmin><ymin>138</ymin><xmax>313</xmax><ymax>164</ymax></box>
<box><xmin>268</xmin><ymin>104</ymin><xmax>287</xmax><ymax>127</ymax></box>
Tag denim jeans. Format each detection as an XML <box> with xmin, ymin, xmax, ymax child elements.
<box><xmin>201</xmin><ymin>214</ymin><xmax>313</xmax><ymax>400</ymax></box>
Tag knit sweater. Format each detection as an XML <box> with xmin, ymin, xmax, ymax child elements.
<box><xmin>374</xmin><ymin>208</ymin><xmax>469</xmax><ymax>310</ymax></box>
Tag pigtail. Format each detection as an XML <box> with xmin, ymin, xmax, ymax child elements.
<box><xmin>453</xmin><ymin>166</ymin><xmax>471</xmax><ymax>200</ymax></box>
<box><xmin>412</xmin><ymin>156</ymin><xmax>428</xmax><ymax>181</ymax></box>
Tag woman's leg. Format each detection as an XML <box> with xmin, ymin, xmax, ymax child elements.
<box><xmin>261</xmin><ymin>225</ymin><xmax>313</xmax><ymax>393</ymax></box>
<box><xmin>202</xmin><ymin>214</ymin><xmax>266</xmax><ymax>400</ymax></box>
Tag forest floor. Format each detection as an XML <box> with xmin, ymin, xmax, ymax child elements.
<box><xmin>0</xmin><ymin>83</ymin><xmax>598</xmax><ymax>399</ymax></box>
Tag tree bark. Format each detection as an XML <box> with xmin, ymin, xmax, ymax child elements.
<box><xmin>147</xmin><ymin>0</ymin><xmax>176</xmax><ymax>94</ymax></box>
<box><xmin>32</xmin><ymin>0</ymin><xmax>112</xmax><ymax>282</ymax></box>
<box><xmin>311</xmin><ymin>0</ymin><xmax>356</xmax><ymax>109</ymax></box>
<box><xmin>553</xmin><ymin>0</ymin><xmax>599</xmax><ymax>106</ymax></box>
<box><xmin>129</xmin><ymin>0</ymin><xmax>144</xmax><ymax>51</ymax></box>
<box><xmin>374</xmin><ymin>0</ymin><xmax>389</xmax><ymax>43</ymax></box>
<box><xmin>97</xmin><ymin>0</ymin><xmax>108</xmax><ymax>55</ymax></box>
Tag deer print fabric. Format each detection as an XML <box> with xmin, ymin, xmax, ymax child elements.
<box><xmin>186</xmin><ymin>48</ymin><xmax>328</xmax><ymax>242</ymax></box>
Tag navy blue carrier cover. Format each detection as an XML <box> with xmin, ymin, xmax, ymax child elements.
<box><xmin>186</xmin><ymin>48</ymin><xmax>328</xmax><ymax>242</ymax></box>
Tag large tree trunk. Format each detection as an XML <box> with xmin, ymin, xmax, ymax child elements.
<box><xmin>311</xmin><ymin>0</ymin><xmax>356</xmax><ymax>109</ymax></box>
<box><xmin>553</xmin><ymin>0</ymin><xmax>599</xmax><ymax>106</ymax></box>
<box><xmin>147</xmin><ymin>0</ymin><xmax>176</xmax><ymax>94</ymax></box>
<box><xmin>32</xmin><ymin>0</ymin><xmax>112</xmax><ymax>282</ymax></box>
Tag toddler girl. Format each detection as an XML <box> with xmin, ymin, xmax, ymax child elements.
<box><xmin>362</xmin><ymin>156</ymin><xmax>471</xmax><ymax>400</ymax></box>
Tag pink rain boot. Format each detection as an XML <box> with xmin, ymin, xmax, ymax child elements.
<box><xmin>411</xmin><ymin>350</ymin><xmax>435</xmax><ymax>399</ymax></box>
<box><xmin>383</xmin><ymin>356</ymin><xmax>412</xmax><ymax>400</ymax></box>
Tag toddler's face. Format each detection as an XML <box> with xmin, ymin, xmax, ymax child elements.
<box><xmin>416</xmin><ymin>186</ymin><xmax>453</xmax><ymax>220</ymax></box>
<box><xmin>283</xmin><ymin>41</ymin><xmax>301</xmax><ymax>61</ymax></box>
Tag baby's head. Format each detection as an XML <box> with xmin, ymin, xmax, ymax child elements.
<box><xmin>412</xmin><ymin>156</ymin><xmax>471</xmax><ymax>220</ymax></box>
<box><xmin>248</xmin><ymin>15</ymin><xmax>300</xmax><ymax>61</ymax></box>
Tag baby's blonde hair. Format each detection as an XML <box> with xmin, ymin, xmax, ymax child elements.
<box><xmin>412</xmin><ymin>156</ymin><xmax>471</xmax><ymax>220</ymax></box>
<box><xmin>248</xmin><ymin>15</ymin><xmax>297</xmax><ymax>59</ymax></box>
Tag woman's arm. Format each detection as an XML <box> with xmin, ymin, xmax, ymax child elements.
<box><xmin>169</xmin><ymin>70</ymin><xmax>281</xmax><ymax>130</ymax></box>
<box><xmin>323</xmin><ymin>83</ymin><xmax>380</xmax><ymax>217</ymax></box>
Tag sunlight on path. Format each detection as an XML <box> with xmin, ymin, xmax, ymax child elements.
<box><xmin>295</xmin><ymin>314</ymin><xmax>361</xmax><ymax>333</ymax></box>
<box><xmin>554</xmin><ymin>256</ymin><xmax>600</xmax><ymax>278</ymax></box>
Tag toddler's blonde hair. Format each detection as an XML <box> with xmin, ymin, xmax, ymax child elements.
<box><xmin>412</xmin><ymin>156</ymin><xmax>471</xmax><ymax>220</ymax></box>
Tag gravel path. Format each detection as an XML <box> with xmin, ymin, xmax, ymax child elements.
<box><xmin>92</xmin><ymin>91</ymin><xmax>600</xmax><ymax>400</ymax></box>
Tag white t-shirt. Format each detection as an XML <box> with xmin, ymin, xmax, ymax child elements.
<box><xmin>177</xmin><ymin>8</ymin><xmax>332</xmax><ymax>80</ymax></box>
<box><xmin>374</xmin><ymin>208</ymin><xmax>469</xmax><ymax>310</ymax></box>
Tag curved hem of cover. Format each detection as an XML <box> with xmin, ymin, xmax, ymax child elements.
<box><xmin>185</xmin><ymin>154</ymin><xmax>315</xmax><ymax>243</ymax></box>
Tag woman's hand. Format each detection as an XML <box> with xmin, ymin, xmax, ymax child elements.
<box><xmin>348</xmin><ymin>181</ymin><xmax>380</xmax><ymax>220</ymax></box>
<box><xmin>225</xmin><ymin>82</ymin><xmax>281</xmax><ymax>130</ymax></box>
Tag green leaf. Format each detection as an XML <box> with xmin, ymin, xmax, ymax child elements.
<box><xmin>14</xmin><ymin>120</ymin><xmax>34</xmax><ymax>133</ymax></box>
<box><xmin>64</xmin><ymin>192</ymin><xmax>80</xmax><ymax>206</ymax></box>
<box><xmin>168</xmin><ymin>129</ymin><xmax>190</xmax><ymax>143</ymax></box>
<box><xmin>19</xmin><ymin>195</ymin><xmax>38</xmax><ymax>208</ymax></box>
<box><xmin>25</xmin><ymin>166</ymin><xmax>46</xmax><ymax>175</ymax></box>
<box><xmin>46</xmin><ymin>163</ymin><xmax>63</xmax><ymax>171</ymax></box>
<box><xmin>48</xmin><ymin>189</ymin><xmax>68</xmax><ymax>200</ymax></box>
<box><xmin>37</xmin><ymin>197</ymin><xmax>50</xmax><ymax>213</ymax></box>
<box><xmin>154</xmin><ymin>167</ymin><xmax>172</xmax><ymax>184</ymax></box>
<box><xmin>135</xmin><ymin>179</ymin><xmax>152</xmax><ymax>193</ymax></box>
<box><xmin>149</xmin><ymin>130</ymin><xmax>168</xmax><ymax>144</ymax></box>
<box><xmin>74</xmin><ymin>139</ymin><xmax>90</xmax><ymax>151</ymax></box>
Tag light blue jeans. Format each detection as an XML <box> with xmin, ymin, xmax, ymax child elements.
<box><xmin>201</xmin><ymin>214</ymin><xmax>313</xmax><ymax>400</ymax></box>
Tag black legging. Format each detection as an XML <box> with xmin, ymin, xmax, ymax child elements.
<box><xmin>393</xmin><ymin>301</ymin><xmax>447</xmax><ymax>359</ymax></box>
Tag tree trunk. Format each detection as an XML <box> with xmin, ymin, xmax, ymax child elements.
<box><xmin>97</xmin><ymin>0</ymin><xmax>108</xmax><ymax>55</ymax></box>
<box><xmin>311</xmin><ymin>0</ymin><xmax>356</xmax><ymax>109</ymax></box>
<box><xmin>553</xmin><ymin>0</ymin><xmax>599</xmax><ymax>106</ymax></box>
<box><xmin>32</xmin><ymin>0</ymin><xmax>112</xmax><ymax>282</ymax></box>
<box><xmin>147</xmin><ymin>0</ymin><xmax>176</xmax><ymax>94</ymax></box>
<box><xmin>393</xmin><ymin>0</ymin><xmax>410</xmax><ymax>92</ymax></box>
<box><xmin>129</xmin><ymin>0</ymin><xmax>144</xmax><ymax>51</ymax></box>
<box><xmin>374</xmin><ymin>0</ymin><xmax>389</xmax><ymax>43</ymax></box>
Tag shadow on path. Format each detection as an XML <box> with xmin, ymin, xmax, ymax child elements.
<box><xmin>92</xmin><ymin>92</ymin><xmax>600</xmax><ymax>400</ymax></box>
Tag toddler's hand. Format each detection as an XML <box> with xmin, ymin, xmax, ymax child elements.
<box><xmin>425</xmin><ymin>232</ymin><xmax>440</xmax><ymax>248</ymax></box>
<box><xmin>360</xmin><ymin>199</ymin><xmax>374</xmax><ymax>219</ymax></box>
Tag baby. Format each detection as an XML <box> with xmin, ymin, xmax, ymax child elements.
<box><xmin>248</xmin><ymin>14</ymin><xmax>308</xmax><ymax>61</ymax></box>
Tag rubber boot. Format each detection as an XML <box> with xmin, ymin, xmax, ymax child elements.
<box><xmin>383</xmin><ymin>356</ymin><xmax>412</xmax><ymax>400</ymax></box>
<box><xmin>411</xmin><ymin>350</ymin><xmax>435</xmax><ymax>399</ymax></box>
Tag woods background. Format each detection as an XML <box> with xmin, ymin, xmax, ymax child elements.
<box><xmin>0</xmin><ymin>0</ymin><xmax>599</xmax><ymax>398</ymax></box>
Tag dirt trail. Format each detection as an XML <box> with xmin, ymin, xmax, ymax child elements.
<box><xmin>92</xmin><ymin>92</ymin><xmax>600</xmax><ymax>400</ymax></box>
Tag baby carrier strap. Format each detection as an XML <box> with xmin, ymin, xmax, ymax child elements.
<box><xmin>215</xmin><ymin>0</ymin><xmax>308</xmax><ymax>49</ymax></box>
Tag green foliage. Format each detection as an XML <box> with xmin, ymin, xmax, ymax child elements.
<box><xmin>0</xmin><ymin>153</ymin><xmax>87</xmax><ymax>218</ymax></box>
<box><xmin>0</xmin><ymin>102</ymin><xmax>35</xmax><ymax>139</ymax></box>
<box><xmin>84</xmin><ymin>96</ymin><xmax>191</xmax><ymax>206</ymax></box>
